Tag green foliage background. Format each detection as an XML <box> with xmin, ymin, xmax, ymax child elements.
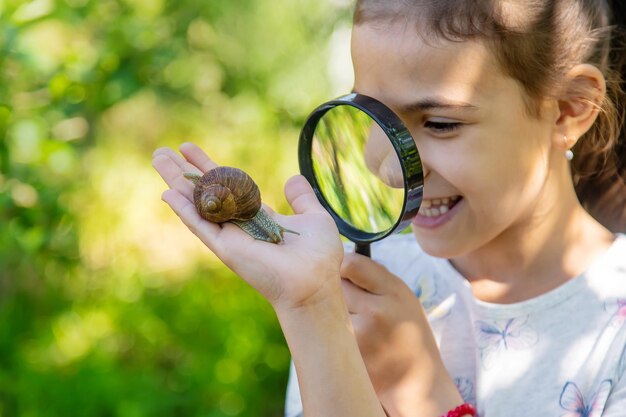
<box><xmin>0</xmin><ymin>0</ymin><xmax>353</xmax><ymax>415</ymax></box>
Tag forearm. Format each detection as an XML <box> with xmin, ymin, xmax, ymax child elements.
<box><xmin>338</xmin><ymin>252</ymin><xmax>468</xmax><ymax>417</ymax></box>
<box><xmin>276</xmin><ymin>289</ymin><xmax>386</xmax><ymax>417</ymax></box>
<box><xmin>378</xmin><ymin>365</ymin><xmax>465</xmax><ymax>417</ymax></box>
<box><xmin>375</xmin><ymin>320</ymin><xmax>466</xmax><ymax>417</ymax></box>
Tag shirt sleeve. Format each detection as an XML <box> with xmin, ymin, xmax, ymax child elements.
<box><xmin>284</xmin><ymin>361</ymin><xmax>304</xmax><ymax>417</ymax></box>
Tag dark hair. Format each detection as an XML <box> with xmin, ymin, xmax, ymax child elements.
<box><xmin>354</xmin><ymin>0</ymin><xmax>626</xmax><ymax>232</ymax></box>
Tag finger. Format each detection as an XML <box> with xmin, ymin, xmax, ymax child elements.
<box><xmin>341</xmin><ymin>252</ymin><xmax>397</xmax><ymax>295</ymax></box>
<box><xmin>153</xmin><ymin>147</ymin><xmax>203</xmax><ymax>176</ymax></box>
<box><xmin>152</xmin><ymin>153</ymin><xmax>196</xmax><ymax>199</ymax></box>
<box><xmin>179</xmin><ymin>142</ymin><xmax>218</xmax><ymax>173</ymax></box>
<box><xmin>284</xmin><ymin>175</ymin><xmax>326</xmax><ymax>215</ymax></box>
<box><xmin>162</xmin><ymin>188</ymin><xmax>261</xmax><ymax>262</ymax></box>
<box><xmin>348</xmin><ymin>313</ymin><xmax>370</xmax><ymax>341</ymax></box>
<box><xmin>161</xmin><ymin>188</ymin><xmax>221</xmax><ymax>245</ymax></box>
<box><xmin>341</xmin><ymin>278</ymin><xmax>375</xmax><ymax>314</ymax></box>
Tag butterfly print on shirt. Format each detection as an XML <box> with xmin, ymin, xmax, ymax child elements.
<box><xmin>474</xmin><ymin>316</ymin><xmax>538</xmax><ymax>369</ymax></box>
<box><xmin>415</xmin><ymin>274</ymin><xmax>452</xmax><ymax>320</ymax></box>
<box><xmin>559</xmin><ymin>379</ymin><xmax>612</xmax><ymax>417</ymax></box>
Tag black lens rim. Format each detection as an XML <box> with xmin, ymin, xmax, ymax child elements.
<box><xmin>298</xmin><ymin>93</ymin><xmax>424</xmax><ymax>245</ymax></box>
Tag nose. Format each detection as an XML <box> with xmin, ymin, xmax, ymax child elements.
<box><xmin>364</xmin><ymin>123</ymin><xmax>405</xmax><ymax>188</ymax></box>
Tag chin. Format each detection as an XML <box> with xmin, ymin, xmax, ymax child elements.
<box><xmin>411</xmin><ymin>229</ymin><xmax>468</xmax><ymax>259</ymax></box>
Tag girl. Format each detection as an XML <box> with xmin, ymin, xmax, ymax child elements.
<box><xmin>153</xmin><ymin>0</ymin><xmax>626</xmax><ymax>416</ymax></box>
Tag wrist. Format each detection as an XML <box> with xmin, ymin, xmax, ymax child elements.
<box><xmin>379</xmin><ymin>363</ymin><xmax>464</xmax><ymax>417</ymax></box>
<box><xmin>274</xmin><ymin>282</ymin><xmax>386</xmax><ymax>417</ymax></box>
<box><xmin>273</xmin><ymin>273</ymin><xmax>346</xmax><ymax>319</ymax></box>
<box><xmin>440</xmin><ymin>403</ymin><xmax>476</xmax><ymax>417</ymax></box>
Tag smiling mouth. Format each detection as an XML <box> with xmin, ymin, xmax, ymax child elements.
<box><xmin>418</xmin><ymin>196</ymin><xmax>462</xmax><ymax>217</ymax></box>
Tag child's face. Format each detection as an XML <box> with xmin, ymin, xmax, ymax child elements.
<box><xmin>351</xmin><ymin>23</ymin><xmax>562</xmax><ymax>258</ymax></box>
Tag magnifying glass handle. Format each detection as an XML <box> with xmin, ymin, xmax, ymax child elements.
<box><xmin>355</xmin><ymin>243</ymin><xmax>371</xmax><ymax>258</ymax></box>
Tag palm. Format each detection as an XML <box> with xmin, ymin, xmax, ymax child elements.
<box><xmin>152</xmin><ymin>143</ymin><xmax>344</xmax><ymax>310</ymax></box>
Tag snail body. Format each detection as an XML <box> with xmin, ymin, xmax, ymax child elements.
<box><xmin>184</xmin><ymin>167</ymin><xmax>298</xmax><ymax>244</ymax></box>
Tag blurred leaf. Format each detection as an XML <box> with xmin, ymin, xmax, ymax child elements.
<box><xmin>0</xmin><ymin>0</ymin><xmax>353</xmax><ymax>415</ymax></box>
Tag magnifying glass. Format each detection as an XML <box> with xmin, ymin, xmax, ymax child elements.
<box><xmin>298</xmin><ymin>93</ymin><xmax>424</xmax><ymax>257</ymax></box>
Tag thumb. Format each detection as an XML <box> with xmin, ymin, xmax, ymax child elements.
<box><xmin>341</xmin><ymin>252</ymin><xmax>399</xmax><ymax>295</ymax></box>
<box><xmin>285</xmin><ymin>175</ymin><xmax>326</xmax><ymax>215</ymax></box>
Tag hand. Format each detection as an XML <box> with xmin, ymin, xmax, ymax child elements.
<box><xmin>152</xmin><ymin>143</ymin><xmax>345</xmax><ymax>313</ymax></box>
<box><xmin>340</xmin><ymin>253</ymin><xmax>463</xmax><ymax>416</ymax></box>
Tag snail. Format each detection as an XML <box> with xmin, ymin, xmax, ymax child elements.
<box><xmin>183</xmin><ymin>166</ymin><xmax>299</xmax><ymax>244</ymax></box>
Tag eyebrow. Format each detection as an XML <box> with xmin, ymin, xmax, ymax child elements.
<box><xmin>350</xmin><ymin>90</ymin><xmax>480</xmax><ymax>114</ymax></box>
<box><xmin>400</xmin><ymin>97</ymin><xmax>479</xmax><ymax>113</ymax></box>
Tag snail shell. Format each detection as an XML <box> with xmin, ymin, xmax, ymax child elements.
<box><xmin>184</xmin><ymin>166</ymin><xmax>299</xmax><ymax>244</ymax></box>
<box><xmin>191</xmin><ymin>166</ymin><xmax>261</xmax><ymax>223</ymax></box>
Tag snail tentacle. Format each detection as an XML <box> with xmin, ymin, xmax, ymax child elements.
<box><xmin>183</xmin><ymin>172</ymin><xmax>202</xmax><ymax>185</ymax></box>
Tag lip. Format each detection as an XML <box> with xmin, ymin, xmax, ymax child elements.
<box><xmin>412</xmin><ymin>197</ymin><xmax>463</xmax><ymax>229</ymax></box>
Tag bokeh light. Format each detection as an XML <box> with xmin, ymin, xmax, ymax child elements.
<box><xmin>0</xmin><ymin>0</ymin><xmax>354</xmax><ymax>415</ymax></box>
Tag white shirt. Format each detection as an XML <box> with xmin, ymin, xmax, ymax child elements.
<box><xmin>285</xmin><ymin>233</ymin><xmax>626</xmax><ymax>417</ymax></box>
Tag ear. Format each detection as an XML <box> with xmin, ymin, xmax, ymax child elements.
<box><xmin>553</xmin><ymin>64</ymin><xmax>606</xmax><ymax>150</ymax></box>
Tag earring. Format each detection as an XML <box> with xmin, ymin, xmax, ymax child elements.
<box><xmin>564</xmin><ymin>135</ymin><xmax>574</xmax><ymax>161</ymax></box>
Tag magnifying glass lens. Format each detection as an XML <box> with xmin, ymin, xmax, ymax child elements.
<box><xmin>299</xmin><ymin>93</ymin><xmax>423</xmax><ymax>256</ymax></box>
<box><xmin>311</xmin><ymin>105</ymin><xmax>404</xmax><ymax>234</ymax></box>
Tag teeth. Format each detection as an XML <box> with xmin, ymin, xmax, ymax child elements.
<box><xmin>418</xmin><ymin>196</ymin><xmax>460</xmax><ymax>217</ymax></box>
<box><xmin>420</xmin><ymin>206</ymin><xmax>443</xmax><ymax>217</ymax></box>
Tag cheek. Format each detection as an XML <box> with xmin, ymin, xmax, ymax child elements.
<box><xmin>443</xmin><ymin>141</ymin><xmax>549</xmax><ymax>216</ymax></box>
<box><xmin>468</xmin><ymin>150</ymin><xmax>551</xmax><ymax>226</ymax></box>
<box><xmin>420</xmin><ymin>138</ymin><xmax>496</xmax><ymax>191</ymax></box>
<box><xmin>416</xmin><ymin>120</ymin><xmax>551</xmax><ymax>197</ymax></box>
<box><xmin>470</xmin><ymin>122</ymin><xmax>550</xmax><ymax>183</ymax></box>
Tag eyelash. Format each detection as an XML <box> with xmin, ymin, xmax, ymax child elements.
<box><xmin>423</xmin><ymin>121</ymin><xmax>462</xmax><ymax>133</ymax></box>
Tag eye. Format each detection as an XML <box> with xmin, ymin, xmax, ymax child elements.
<box><xmin>424</xmin><ymin>120</ymin><xmax>462</xmax><ymax>133</ymax></box>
